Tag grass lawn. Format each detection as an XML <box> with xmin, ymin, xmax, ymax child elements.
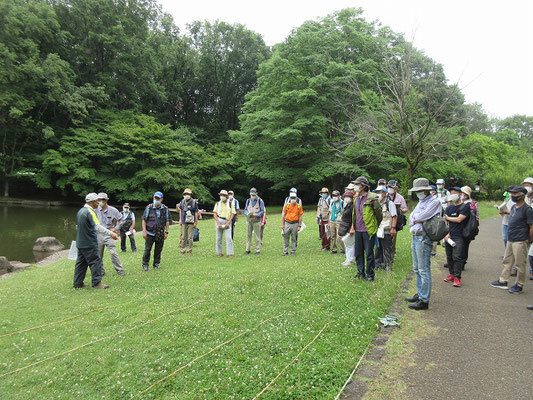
<box><xmin>1</xmin><ymin>207</ymin><xmax>414</xmax><ymax>399</ymax></box>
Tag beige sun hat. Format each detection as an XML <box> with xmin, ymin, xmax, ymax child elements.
<box><xmin>183</xmin><ymin>188</ymin><xmax>193</xmax><ymax>195</ymax></box>
<box><xmin>320</xmin><ymin>187</ymin><xmax>329</xmax><ymax>194</ymax></box>
<box><xmin>409</xmin><ymin>178</ymin><xmax>433</xmax><ymax>192</ymax></box>
<box><xmin>461</xmin><ymin>186</ymin><xmax>472</xmax><ymax>198</ymax></box>
<box><xmin>219</xmin><ymin>190</ymin><xmax>229</xmax><ymax>196</ymax></box>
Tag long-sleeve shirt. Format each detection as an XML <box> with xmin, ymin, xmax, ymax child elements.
<box><xmin>409</xmin><ymin>195</ymin><xmax>442</xmax><ymax>234</ymax></box>
<box><xmin>96</xmin><ymin>205</ymin><xmax>125</xmax><ymax>232</ymax></box>
<box><xmin>243</xmin><ymin>197</ymin><xmax>265</xmax><ymax>217</ymax></box>
<box><xmin>76</xmin><ymin>205</ymin><xmax>113</xmax><ymax>248</ymax></box>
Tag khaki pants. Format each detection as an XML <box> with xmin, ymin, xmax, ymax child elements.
<box><xmin>283</xmin><ymin>222</ymin><xmax>299</xmax><ymax>254</ymax></box>
<box><xmin>500</xmin><ymin>240</ymin><xmax>529</xmax><ymax>286</ymax></box>
<box><xmin>98</xmin><ymin>234</ymin><xmax>124</xmax><ymax>275</ymax></box>
<box><xmin>246</xmin><ymin>217</ymin><xmax>262</xmax><ymax>253</ymax></box>
<box><xmin>179</xmin><ymin>223</ymin><xmax>194</xmax><ymax>252</ymax></box>
<box><xmin>329</xmin><ymin>220</ymin><xmax>344</xmax><ymax>252</ymax></box>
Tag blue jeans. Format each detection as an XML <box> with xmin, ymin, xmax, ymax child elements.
<box><xmin>502</xmin><ymin>224</ymin><xmax>509</xmax><ymax>248</ymax></box>
<box><xmin>354</xmin><ymin>231</ymin><xmax>376</xmax><ymax>278</ymax></box>
<box><xmin>412</xmin><ymin>235</ymin><xmax>433</xmax><ymax>302</ymax></box>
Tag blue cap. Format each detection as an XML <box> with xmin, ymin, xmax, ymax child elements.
<box><xmin>448</xmin><ymin>186</ymin><xmax>462</xmax><ymax>192</ymax></box>
<box><xmin>153</xmin><ymin>191</ymin><xmax>164</xmax><ymax>199</ymax></box>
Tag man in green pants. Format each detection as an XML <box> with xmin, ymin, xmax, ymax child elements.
<box><xmin>243</xmin><ymin>188</ymin><xmax>265</xmax><ymax>255</ymax></box>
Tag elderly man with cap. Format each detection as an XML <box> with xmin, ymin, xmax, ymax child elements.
<box><xmin>120</xmin><ymin>203</ymin><xmax>137</xmax><ymax>253</ymax></box>
<box><xmin>96</xmin><ymin>193</ymin><xmax>125</xmax><ymax>276</ymax></box>
<box><xmin>282</xmin><ymin>191</ymin><xmax>303</xmax><ymax>255</ymax></box>
<box><xmin>435</xmin><ymin>178</ymin><xmax>449</xmax><ymax>210</ymax></box>
<box><xmin>316</xmin><ymin>187</ymin><xmax>332</xmax><ymax>251</ymax></box>
<box><xmin>141</xmin><ymin>191</ymin><xmax>171</xmax><ymax>270</ymax></box>
<box><xmin>284</xmin><ymin>187</ymin><xmax>302</xmax><ymax>206</ymax></box>
<box><xmin>177</xmin><ymin>188</ymin><xmax>199</xmax><ymax>254</ymax></box>
<box><xmin>387</xmin><ymin>180</ymin><xmax>408</xmax><ymax>254</ymax></box>
<box><xmin>243</xmin><ymin>188</ymin><xmax>265</xmax><ymax>255</ymax></box>
<box><xmin>490</xmin><ymin>185</ymin><xmax>533</xmax><ymax>294</ymax></box>
<box><xmin>73</xmin><ymin>193</ymin><xmax>118</xmax><ymax>289</ymax></box>
<box><xmin>405</xmin><ymin>178</ymin><xmax>442</xmax><ymax>310</ymax></box>
<box><xmin>329</xmin><ymin>190</ymin><xmax>344</xmax><ymax>254</ymax></box>
<box><xmin>214</xmin><ymin>189</ymin><xmax>236</xmax><ymax>257</ymax></box>
<box><xmin>350</xmin><ymin>176</ymin><xmax>382</xmax><ymax>282</ymax></box>
<box><xmin>227</xmin><ymin>190</ymin><xmax>240</xmax><ymax>240</ymax></box>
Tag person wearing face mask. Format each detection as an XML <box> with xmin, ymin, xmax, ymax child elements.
<box><xmin>339</xmin><ymin>190</ymin><xmax>355</xmax><ymax>265</ymax></box>
<box><xmin>387</xmin><ymin>180</ymin><xmax>408</xmax><ymax>254</ymax></box>
<box><xmin>281</xmin><ymin>192</ymin><xmax>303</xmax><ymax>255</ymax></box>
<box><xmin>459</xmin><ymin>186</ymin><xmax>479</xmax><ymax>269</ymax></box>
<box><xmin>120</xmin><ymin>203</ymin><xmax>137</xmax><ymax>253</ymax></box>
<box><xmin>329</xmin><ymin>190</ymin><xmax>344</xmax><ymax>254</ymax></box>
<box><xmin>177</xmin><ymin>188</ymin><xmax>199</xmax><ymax>255</ymax></box>
<box><xmin>405</xmin><ymin>178</ymin><xmax>442</xmax><ymax>310</ymax></box>
<box><xmin>442</xmin><ymin>187</ymin><xmax>470</xmax><ymax>287</ymax></box>
<box><xmin>491</xmin><ymin>185</ymin><xmax>533</xmax><ymax>294</ymax></box>
<box><xmin>142</xmin><ymin>191</ymin><xmax>171</xmax><ymax>270</ymax></box>
<box><xmin>96</xmin><ymin>193</ymin><xmax>125</xmax><ymax>276</ymax></box>
<box><xmin>522</xmin><ymin>178</ymin><xmax>533</xmax><ymax>281</ymax></box>
<box><xmin>73</xmin><ymin>193</ymin><xmax>118</xmax><ymax>289</ymax></box>
<box><xmin>435</xmin><ymin>178</ymin><xmax>449</xmax><ymax>210</ymax></box>
<box><xmin>213</xmin><ymin>190</ymin><xmax>236</xmax><ymax>258</ymax></box>
<box><xmin>374</xmin><ymin>186</ymin><xmax>398</xmax><ymax>270</ymax></box>
<box><xmin>227</xmin><ymin>191</ymin><xmax>240</xmax><ymax>240</ymax></box>
<box><xmin>350</xmin><ymin>176</ymin><xmax>383</xmax><ymax>282</ymax></box>
<box><xmin>243</xmin><ymin>187</ymin><xmax>265</xmax><ymax>255</ymax></box>
<box><xmin>316</xmin><ymin>187</ymin><xmax>332</xmax><ymax>251</ymax></box>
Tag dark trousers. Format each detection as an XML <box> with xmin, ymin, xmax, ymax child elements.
<box><xmin>143</xmin><ymin>235</ymin><xmax>164</xmax><ymax>267</ymax></box>
<box><xmin>319</xmin><ymin>221</ymin><xmax>330</xmax><ymax>249</ymax></box>
<box><xmin>355</xmin><ymin>231</ymin><xmax>376</xmax><ymax>278</ymax></box>
<box><xmin>120</xmin><ymin>230</ymin><xmax>137</xmax><ymax>252</ymax></box>
<box><xmin>375</xmin><ymin>233</ymin><xmax>394</xmax><ymax>270</ymax></box>
<box><xmin>230</xmin><ymin>219</ymin><xmax>236</xmax><ymax>240</ymax></box>
<box><xmin>462</xmin><ymin>238</ymin><xmax>471</xmax><ymax>267</ymax></box>
<box><xmin>73</xmin><ymin>247</ymin><xmax>103</xmax><ymax>288</ymax></box>
<box><xmin>445</xmin><ymin>237</ymin><xmax>466</xmax><ymax>279</ymax></box>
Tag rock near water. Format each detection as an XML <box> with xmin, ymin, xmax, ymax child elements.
<box><xmin>0</xmin><ymin>257</ymin><xmax>14</xmax><ymax>275</ymax></box>
<box><xmin>32</xmin><ymin>237</ymin><xmax>65</xmax><ymax>253</ymax></box>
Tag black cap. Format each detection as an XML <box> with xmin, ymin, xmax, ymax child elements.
<box><xmin>448</xmin><ymin>186</ymin><xmax>462</xmax><ymax>192</ymax></box>
<box><xmin>507</xmin><ymin>185</ymin><xmax>527</xmax><ymax>195</ymax></box>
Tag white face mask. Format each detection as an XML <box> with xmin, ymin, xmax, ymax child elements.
<box><xmin>387</xmin><ymin>188</ymin><xmax>395</xmax><ymax>194</ymax></box>
<box><xmin>448</xmin><ymin>194</ymin><xmax>460</xmax><ymax>203</ymax></box>
<box><xmin>220</xmin><ymin>196</ymin><xmax>227</xmax><ymax>202</ymax></box>
<box><xmin>98</xmin><ymin>201</ymin><xmax>105</xmax><ymax>208</ymax></box>
<box><xmin>228</xmin><ymin>195</ymin><xmax>234</xmax><ymax>200</ymax></box>
<box><xmin>123</xmin><ymin>207</ymin><xmax>129</xmax><ymax>213</ymax></box>
<box><xmin>250</xmin><ymin>194</ymin><xmax>257</xmax><ymax>198</ymax></box>
<box><xmin>353</xmin><ymin>185</ymin><xmax>361</xmax><ymax>193</ymax></box>
<box><xmin>344</xmin><ymin>197</ymin><xmax>353</xmax><ymax>205</ymax></box>
<box><xmin>460</xmin><ymin>194</ymin><xmax>467</xmax><ymax>201</ymax></box>
<box><xmin>437</xmin><ymin>184</ymin><xmax>443</xmax><ymax>189</ymax></box>
<box><xmin>526</xmin><ymin>186</ymin><xmax>533</xmax><ymax>194</ymax></box>
<box><xmin>332</xmin><ymin>196</ymin><xmax>339</xmax><ymax>202</ymax></box>
<box><xmin>184</xmin><ymin>195</ymin><xmax>191</xmax><ymax>201</ymax></box>
<box><xmin>378</xmin><ymin>194</ymin><xmax>385</xmax><ymax>201</ymax></box>
<box><xmin>416</xmin><ymin>192</ymin><xmax>427</xmax><ymax>200</ymax></box>
<box><xmin>290</xmin><ymin>198</ymin><xmax>297</xmax><ymax>204</ymax></box>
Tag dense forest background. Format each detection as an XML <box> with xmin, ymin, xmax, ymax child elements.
<box><xmin>1</xmin><ymin>0</ymin><xmax>532</xmax><ymax>204</ymax></box>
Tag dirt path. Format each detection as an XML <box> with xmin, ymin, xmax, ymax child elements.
<box><xmin>401</xmin><ymin>216</ymin><xmax>533</xmax><ymax>399</ymax></box>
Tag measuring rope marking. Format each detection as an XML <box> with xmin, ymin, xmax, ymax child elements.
<box><xmin>134</xmin><ymin>312</ymin><xmax>286</xmax><ymax>398</ymax></box>
<box><xmin>0</xmin><ymin>292</ymin><xmax>149</xmax><ymax>338</ymax></box>
<box><xmin>252</xmin><ymin>323</ymin><xmax>329</xmax><ymax>399</ymax></box>
<box><xmin>0</xmin><ymin>299</ymin><xmax>205</xmax><ymax>378</ymax></box>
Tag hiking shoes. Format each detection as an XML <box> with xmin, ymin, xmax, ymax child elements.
<box><xmin>93</xmin><ymin>282</ymin><xmax>110</xmax><ymax>289</ymax></box>
<box><xmin>405</xmin><ymin>293</ymin><xmax>419</xmax><ymax>303</ymax></box>
<box><xmin>527</xmin><ymin>305</ymin><xmax>533</xmax><ymax>310</ymax></box>
<box><xmin>490</xmin><ymin>280</ymin><xmax>508</xmax><ymax>289</ymax></box>
<box><xmin>508</xmin><ymin>284</ymin><xmax>523</xmax><ymax>294</ymax></box>
<box><xmin>453</xmin><ymin>278</ymin><xmax>461</xmax><ymax>287</ymax></box>
<box><xmin>444</xmin><ymin>274</ymin><xmax>454</xmax><ymax>283</ymax></box>
<box><xmin>408</xmin><ymin>299</ymin><xmax>429</xmax><ymax>310</ymax></box>
<box><xmin>142</xmin><ymin>265</ymin><xmax>149</xmax><ymax>272</ymax></box>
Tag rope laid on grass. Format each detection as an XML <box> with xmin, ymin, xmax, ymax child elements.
<box><xmin>134</xmin><ymin>312</ymin><xmax>286</xmax><ymax>398</ymax></box>
<box><xmin>0</xmin><ymin>299</ymin><xmax>205</xmax><ymax>378</ymax></box>
<box><xmin>251</xmin><ymin>323</ymin><xmax>329</xmax><ymax>399</ymax></box>
<box><xmin>333</xmin><ymin>343</ymin><xmax>370</xmax><ymax>400</ymax></box>
<box><xmin>0</xmin><ymin>292</ymin><xmax>149</xmax><ymax>338</ymax></box>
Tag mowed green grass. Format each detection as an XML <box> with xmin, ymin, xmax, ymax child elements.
<box><xmin>0</xmin><ymin>207</ymin><xmax>414</xmax><ymax>399</ymax></box>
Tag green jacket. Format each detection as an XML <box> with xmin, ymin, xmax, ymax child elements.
<box><xmin>353</xmin><ymin>192</ymin><xmax>383</xmax><ymax>236</ymax></box>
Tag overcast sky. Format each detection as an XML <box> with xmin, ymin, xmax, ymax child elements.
<box><xmin>159</xmin><ymin>0</ymin><xmax>532</xmax><ymax>119</ymax></box>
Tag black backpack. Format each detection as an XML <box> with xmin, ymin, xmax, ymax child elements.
<box><xmin>462</xmin><ymin>205</ymin><xmax>479</xmax><ymax>241</ymax></box>
<box><xmin>395</xmin><ymin>206</ymin><xmax>406</xmax><ymax>231</ymax></box>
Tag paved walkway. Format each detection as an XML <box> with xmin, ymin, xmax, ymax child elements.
<box><xmin>403</xmin><ymin>216</ymin><xmax>533</xmax><ymax>399</ymax></box>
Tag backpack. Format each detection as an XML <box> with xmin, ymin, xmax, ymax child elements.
<box><xmin>462</xmin><ymin>206</ymin><xmax>479</xmax><ymax>241</ymax></box>
<box><xmin>193</xmin><ymin>227</ymin><xmax>200</xmax><ymax>242</ymax></box>
<box><xmin>422</xmin><ymin>212</ymin><xmax>449</xmax><ymax>242</ymax></box>
<box><xmin>396</xmin><ymin>207</ymin><xmax>406</xmax><ymax>231</ymax></box>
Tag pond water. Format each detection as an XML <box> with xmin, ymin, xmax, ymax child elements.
<box><xmin>0</xmin><ymin>204</ymin><xmax>142</xmax><ymax>263</ymax></box>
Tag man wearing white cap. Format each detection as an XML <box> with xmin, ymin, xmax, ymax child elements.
<box><xmin>96</xmin><ymin>192</ymin><xmax>125</xmax><ymax>276</ymax></box>
<box><xmin>73</xmin><ymin>193</ymin><xmax>118</xmax><ymax>289</ymax></box>
<box><xmin>405</xmin><ymin>178</ymin><xmax>442</xmax><ymax>310</ymax></box>
<box><xmin>284</xmin><ymin>187</ymin><xmax>302</xmax><ymax>206</ymax></box>
<box><xmin>435</xmin><ymin>178</ymin><xmax>448</xmax><ymax>210</ymax></box>
<box><xmin>213</xmin><ymin>190</ymin><xmax>235</xmax><ymax>257</ymax></box>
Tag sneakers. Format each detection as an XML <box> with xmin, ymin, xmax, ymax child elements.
<box><xmin>93</xmin><ymin>282</ymin><xmax>110</xmax><ymax>289</ymax></box>
<box><xmin>527</xmin><ymin>305</ymin><xmax>533</xmax><ymax>310</ymax></box>
<box><xmin>490</xmin><ymin>280</ymin><xmax>508</xmax><ymax>289</ymax></box>
<box><xmin>352</xmin><ymin>273</ymin><xmax>364</xmax><ymax>280</ymax></box>
<box><xmin>364</xmin><ymin>276</ymin><xmax>374</xmax><ymax>282</ymax></box>
<box><xmin>341</xmin><ymin>260</ymin><xmax>352</xmax><ymax>266</ymax></box>
<box><xmin>453</xmin><ymin>278</ymin><xmax>461</xmax><ymax>287</ymax></box>
<box><xmin>444</xmin><ymin>274</ymin><xmax>454</xmax><ymax>283</ymax></box>
<box><xmin>142</xmin><ymin>265</ymin><xmax>149</xmax><ymax>271</ymax></box>
<box><xmin>405</xmin><ymin>293</ymin><xmax>419</xmax><ymax>303</ymax></box>
<box><xmin>153</xmin><ymin>264</ymin><xmax>161</xmax><ymax>269</ymax></box>
<box><xmin>244</xmin><ymin>251</ymin><xmax>251</xmax><ymax>255</ymax></box>
<box><xmin>408</xmin><ymin>299</ymin><xmax>429</xmax><ymax>310</ymax></box>
<box><xmin>508</xmin><ymin>284</ymin><xmax>523</xmax><ymax>294</ymax></box>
